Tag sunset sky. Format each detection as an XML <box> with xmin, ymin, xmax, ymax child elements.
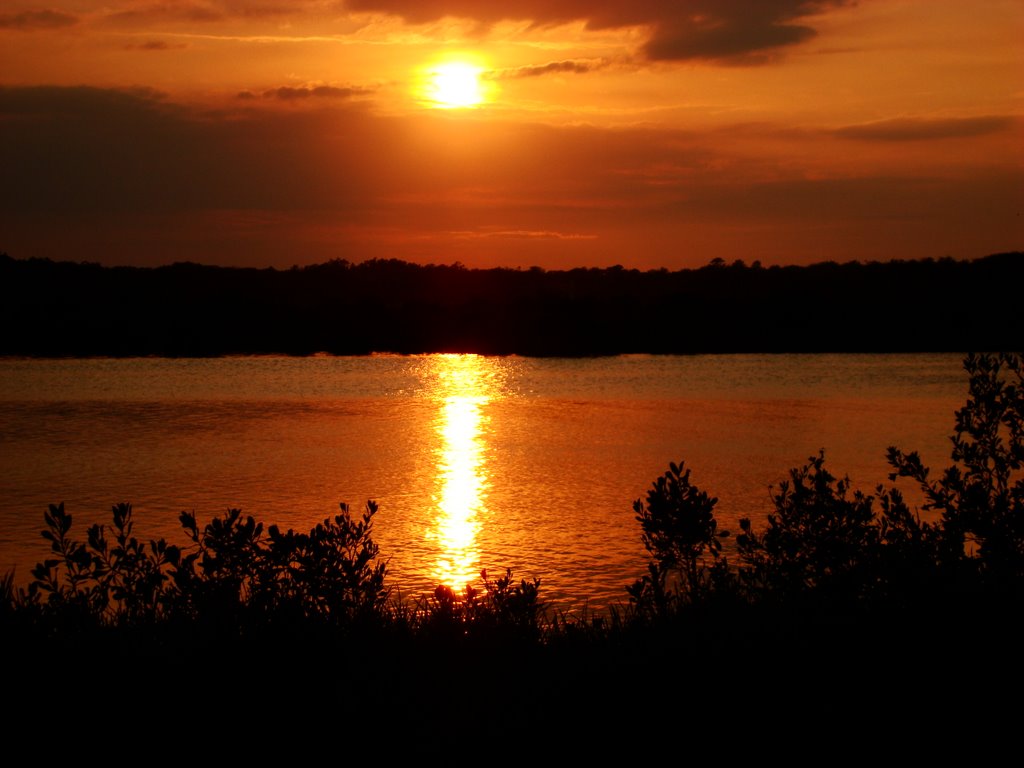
<box><xmin>2</xmin><ymin>1</ymin><xmax>1022</xmax><ymax>270</ymax></box>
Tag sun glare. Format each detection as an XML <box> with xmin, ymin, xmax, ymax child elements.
<box><xmin>424</xmin><ymin>61</ymin><xmax>487</xmax><ymax>109</ymax></box>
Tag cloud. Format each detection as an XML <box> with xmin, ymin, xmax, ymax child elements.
<box><xmin>642</xmin><ymin>10</ymin><xmax>816</xmax><ymax>63</ymax></box>
<box><xmin>0</xmin><ymin>9</ymin><xmax>78</xmax><ymax>30</ymax></box>
<box><xmin>344</xmin><ymin>0</ymin><xmax>853</xmax><ymax>63</ymax></box>
<box><xmin>833</xmin><ymin>115</ymin><xmax>1019</xmax><ymax>142</ymax></box>
<box><xmin>101</xmin><ymin>3</ymin><xmax>226</xmax><ymax>26</ymax></box>
<box><xmin>0</xmin><ymin>84</ymin><xmax>169</xmax><ymax>118</ymax></box>
<box><xmin>487</xmin><ymin>59</ymin><xmax>609</xmax><ymax>80</ymax></box>
<box><xmin>124</xmin><ymin>40</ymin><xmax>188</xmax><ymax>51</ymax></box>
<box><xmin>101</xmin><ymin>1</ymin><xmax>321</xmax><ymax>26</ymax></box>
<box><xmin>0</xmin><ymin>84</ymin><xmax>387</xmax><ymax>217</ymax></box>
<box><xmin>244</xmin><ymin>85</ymin><xmax>375</xmax><ymax>101</ymax></box>
<box><xmin>450</xmin><ymin>229</ymin><xmax>598</xmax><ymax>240</ymax></box>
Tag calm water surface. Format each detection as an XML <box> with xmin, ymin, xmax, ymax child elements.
<box><xmin>0</xmin><ymin>353</ymin><xmax>966</xmax><ymax>612</ymax></box>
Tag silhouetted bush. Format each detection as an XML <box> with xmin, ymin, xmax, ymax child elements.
<box><xmin>413</xmin><ymin>569</ymin><xmax>546</xmax><ymax>643</ymax></box>
<box><xmin>5</xmin><ymin>500</ymin><xmax>392</xmax><ymax>638</ymax></box>
<box><xmin>627</xmin><ymin>461</ymin><xmax>732</xmax><ymax>612</ymax></box>
<box><xmin>888</xmin><ymin>352</ymin><xmax>1023</xmax><ymax>585</ymax></box>
<box><xmin>1</xmin><ymin>495</ymin><xmax>551</xmax><ymax>647</ymax></box>
<box><xmin>629</xmin><ymin>351</ymin><xmax>1023</xmax><ymax>619</ymax></box>
<box><xmin>734</xmin><ymin>453</ymin><xmax>938</xmax><ymax>609</ymax></box>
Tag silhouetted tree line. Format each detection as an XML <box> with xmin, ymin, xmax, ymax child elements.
<box><xmin>1</xmin><ymin>251</ymin><xmax>1021</xmax><ymax>355</ymax></box>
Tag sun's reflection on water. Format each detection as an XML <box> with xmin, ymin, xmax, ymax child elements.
<box><xmin>425</xmin><ymin>355</ymin><xmax>498</xmax><ymax>590</ymax></box>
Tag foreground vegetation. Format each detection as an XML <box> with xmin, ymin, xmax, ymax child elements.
<box><xmin>3</xmin><ymin>352</ymin><xmax>1022</xmax><ymax>749</ymax></box>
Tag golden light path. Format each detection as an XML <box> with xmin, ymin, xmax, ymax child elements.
<box><xmin>426</xmin><ymin>354</ymin><xmax>495</xmax><ymax>589</ymax></box>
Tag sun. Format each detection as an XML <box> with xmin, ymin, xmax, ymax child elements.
<box><xmin>424</xmin><ymin>61</ymin><xmax>487</xmax><ymax>109</ymax></box>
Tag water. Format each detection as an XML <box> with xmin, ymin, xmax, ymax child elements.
<box><xmin>0</xmin><ymin>353</ymin><xmax>966</xmax><ymax>612</ymax></box>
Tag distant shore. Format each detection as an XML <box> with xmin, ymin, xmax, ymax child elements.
<box><xmin>2</xmin><ymin>251</ymin><xmax>1021</xmax><ymax>357</ymax></box>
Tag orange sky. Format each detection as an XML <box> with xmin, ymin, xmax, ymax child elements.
<box><xmin>1</xmin><ymin>1</ymin><xmax>1022</xmax><ymax>269</ymax></box>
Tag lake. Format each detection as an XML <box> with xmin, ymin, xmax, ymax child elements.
<box><xmin>0</xmin><ymin>353</ymin><xmax>967</xmax><ymax>612</ymax></box>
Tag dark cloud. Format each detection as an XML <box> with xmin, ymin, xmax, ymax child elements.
<box><xmin>643</xmin><ymin>12</ymin><xmax>815</xmax><ymax>63</ymax></box>
<box><xmin>102</xmin><ymin>1</ymin><xmax>318</xmax><ymax>25</ymax></box>
<box><xmin>487</xmin><ymin>59</ymin><xmax>608</xmax><ymax>80</ymax></box>
<box><xmin>220</xmin><ymin>1</ymin><xmax>310</xmax><ymax>18</ymax></box>
<box><xmin>103</xmin><ymin>2</ymin><xmax>226</xmax><ymax>25</ymax></box>
<box><xmin>0</xmin><ymin>84</ymin><xmax>169</xmax><ymax>118</ymax></box>
<box><xmin>0</xmin><ymin>84</ymin><xmax>386</xmax><ymax>218</ymax></box>
<box><xmin>124</xmin><ymin>40</ymin><xmax>188</xmax><ymax>51</ymax></box>
<box><xmin>344</xmin><ymin>0</ymin><xmax>852</xmax><ymax>63</ymax></box>
<box><xmin>224</xmin><ymin>1</ymin><xmax>294</xmax><ymax>16</ymax></box>
<box><xmin>833</xmin><ymin>115</ymin><xmax>1019</xmax><ymax>142</ymax></box>
<box><xmin>260</xmin><ymin>85</ymin><xmax>373</xmax><ymax>101</ymax></box>
<box><xmin>0</xmin><ymin>9</ymin><xmax>78</xmax><ymax>30</ymax></box>
<box><xmin>452</xmin><ymin>229</ymin><xmax>598</xmax><ymax>240</ymax></box>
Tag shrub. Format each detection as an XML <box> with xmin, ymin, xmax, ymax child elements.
<box><xmin>12</xmin><ymin>502</ymin><xmax>181</xmax><ymax>629</ymax></box>
<box><xmin>170</xmin><ymin>501</ymin><xmax>390</xmax><ymax>628</ymax></box>
<box><xmin>416</xmin><ymin>569</ymin><xmax>546</xmax><ymax>641</ymax></box>
<box><xmin>735</xmin><ymin>453</ymin><xmax>877</xmax><ymax>603</ymax></box>
<box><xmin>2</xmin><ymin>496</ymin><xmax>553</xmax><ymax>645</ymax></box>
<box><xmin>734</xmin><ymin>452</ymin><xmax>936</xmax><ymax>607</ymax></box>
<box><xmin>634</xmin><ymin>352</ymin><xmax>1024</xmax><ymax>612</ymax></box>
<box><xmin>887</xmin><ymin>352</ymin><xmax>1023</xmax><ymax>585</ymax></box>
<box><xmin>4</xmin><ymin>499</ymin><xmax>391</xmax><ymax>634</ymax></box>
<box><xmin>627</xmin><ymin>461</ymin><xmax>731</xmax><ymax>612</ymax></box>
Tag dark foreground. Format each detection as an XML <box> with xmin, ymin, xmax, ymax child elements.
<box><xmin>5</xmin><ymin>598</ymin><xmax>1019</xmax><ymax>760</ymax></box>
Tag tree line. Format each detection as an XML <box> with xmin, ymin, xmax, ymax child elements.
<box><xmin>2</xmin><ymin>251</ymin><xmax>1021</xmax><ymax>355</ymax></box>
